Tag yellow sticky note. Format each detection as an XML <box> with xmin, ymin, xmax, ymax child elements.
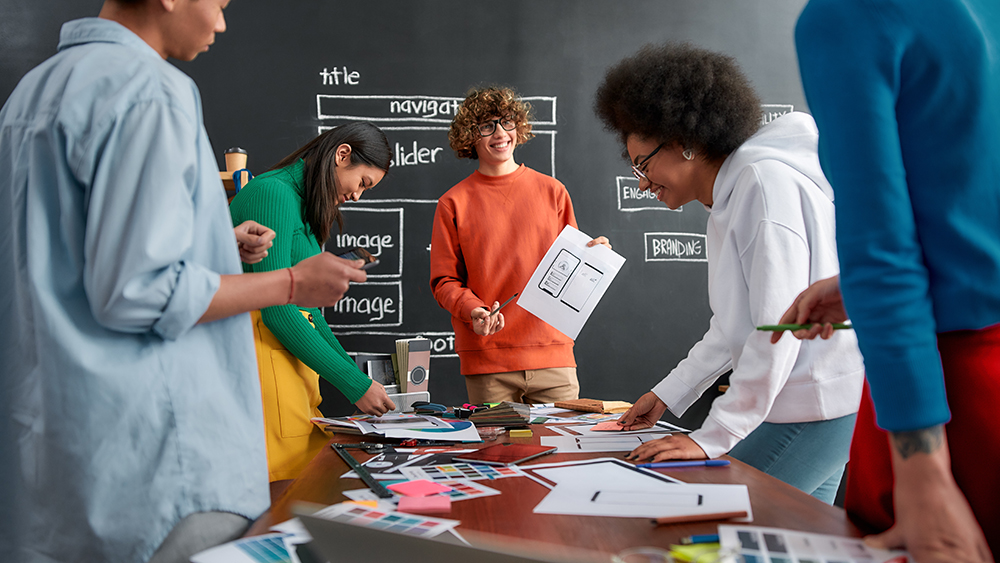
<box><xmin>344</xmin><ymin>500</ymin><xmax>379</xmax><ymax>509</ymax></box>
<box><xmin>509</xmin><ymin>429</ymin><xmax>533</xmax><ymax>438</ymax></box>
<box><xmin>668</xmin><ymin>543</ymin><xmax>721</xmax><ymax>563</ymax></box>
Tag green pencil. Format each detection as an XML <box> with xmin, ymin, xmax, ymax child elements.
<box><xmin>756</xmin><ymin>323</ymin><xmax>853</xmax><ymax>332</ymax></box>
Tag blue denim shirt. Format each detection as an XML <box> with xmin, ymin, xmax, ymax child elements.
<box><xmin>0</xmin><ymin>18</ymin><xmax>269</xmax><ymax>562</ymax></box>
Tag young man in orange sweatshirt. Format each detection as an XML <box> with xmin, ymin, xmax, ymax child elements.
<box><xmin>430</xmin><ymin>86</ymin><xmax>609</xmax><ymax>404</ymax></box>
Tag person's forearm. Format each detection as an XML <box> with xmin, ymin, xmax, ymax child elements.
<box><xmin>890</xmin><ymin>425</ymin><xmax>953</xmax><ymax>484</ymax></box>
<box><xmin>198</xmin><ymin>269</ymin><xmax>291</xmax><ymax>324</ymax></box>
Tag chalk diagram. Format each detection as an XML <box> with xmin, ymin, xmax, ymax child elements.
<box><xmin>539</xmin><ymin>249</ymin><xmax>605</xmax><ymax>313</ymax></box>
<box><xmin>316</xmin><ymin>92</ymin><xmax>558</xmax><ymax>358</ymax></box>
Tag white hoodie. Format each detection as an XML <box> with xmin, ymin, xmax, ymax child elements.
<box><xmin>651</xmin><ymin>112</ymin><xmax>864</xmax><ymax>458</ymax></box>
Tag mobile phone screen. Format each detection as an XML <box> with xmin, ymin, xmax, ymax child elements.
<box><xmin>337</xmin><ymin>247</ymin><xmax>378</xmax><ymax>269</ymax></box>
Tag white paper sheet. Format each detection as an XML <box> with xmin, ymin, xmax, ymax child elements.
<box><xmin>549</xmin><ymin>422</ymin><xmax>686</xmax><ymax>438</ymax></box>
<box><xmin>524</xmin><ymin>459</ymin><xmax>752</xmax><ymax>520</ymax></box>
<box><xmin>540</xmin><ymin>433</ymin><xmax>667</xmax><ymax>452</ymax></box>
<box><xmin>518</xmin><ymin>225</ymin><xmax>625</xmax><ymax>339</ymax></box>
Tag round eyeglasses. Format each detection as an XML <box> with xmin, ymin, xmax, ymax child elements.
<box><xmin>477</xmin><ymin>117</ymin><xmax>517</xmax><ymax>137</ymax></box>
<box><xmin>631</xmin><ymin>142</ymin><xmax>665</xmax><ymax>183</ymax></box>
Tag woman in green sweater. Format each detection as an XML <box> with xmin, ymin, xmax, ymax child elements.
<box><xmin>230</xmin><ymin>122</ymin><xmax>395</xmax><ymax>482</ymax></box>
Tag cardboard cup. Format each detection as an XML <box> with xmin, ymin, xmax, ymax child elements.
<box><xmin>225</xmin><ymin>148</ymin><xmax>247</xmax><ymax>172</ymax></box>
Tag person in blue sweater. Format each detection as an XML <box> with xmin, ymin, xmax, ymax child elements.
<box><xmin>779</xmin><ymin>0</ymin><xmax>1000</xmax><ymax>560</ymax></box>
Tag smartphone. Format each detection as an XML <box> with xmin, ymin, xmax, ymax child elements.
<box><xmin>337</xmin><ymin>247</ymin><xmax>380</xmax><ymax>270</ymax></box>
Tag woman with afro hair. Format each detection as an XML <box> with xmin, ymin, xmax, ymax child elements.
<box><xmin>598</xmin><ymin>43</ymin><xmax>864</xmax><ymax>504</ymax></box>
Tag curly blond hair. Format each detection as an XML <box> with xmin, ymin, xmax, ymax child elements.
<box><xmin>449</xmin><ymin>86</ymin><xmax>534</xmax><ymax>160</ymax></box>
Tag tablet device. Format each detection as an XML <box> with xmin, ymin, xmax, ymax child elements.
<box><xmin>296</xmin><ymin>507</ymin><xmax>606</xmax><ymax>563</ymax></box>
<box><xmin>452</xmin><ymin>443</ymin><xmax>557</xmax><ymax>466</ymax></box>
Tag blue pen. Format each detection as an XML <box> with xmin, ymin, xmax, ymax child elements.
<box><xmin>635</xmin><ymin>459</ymin><xmax>731</xmax><ymax>469</ymax></box>
<box><xmin>681</xmin><ymin>533</ymin><xmax>720</xmax><ymax>545</ymax></box>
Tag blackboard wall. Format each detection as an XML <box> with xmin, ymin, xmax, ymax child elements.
<box><xmin>1</xmin><ymin>0</ymin><xmax>810</xmax><ymax>428</ymax></box>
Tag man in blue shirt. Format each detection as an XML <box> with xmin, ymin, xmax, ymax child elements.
<box><xmin>0</xmin><ymin>1</ymin><xmax>368</xmax><ymax>562</ymax></box>
<box><xmin>778</xmin><ymin>0</ymin><xmax>1000</xmax><ymax>561</ymax></box>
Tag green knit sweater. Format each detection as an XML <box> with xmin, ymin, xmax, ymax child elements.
<box><xmin>229</xmin><ymin>159</ymin><xmax>371</xmax><ymax>403</ymax></box>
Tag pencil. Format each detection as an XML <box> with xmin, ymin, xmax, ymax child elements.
<box><xmin>756</xmin><ymin>323</ymin><xmax>852</xmax><ymax>332</ymax></box>
<box><xmin>488</xmin><ymin>293</ymin><xmax>518</xmax><ymax>317</ymax></box>
<box><xmin>650</xmin><ymin>510</ymin><xmax>747</xmax><ymax>526</ymax></box>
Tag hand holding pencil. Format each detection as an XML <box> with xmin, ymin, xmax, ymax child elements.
<box><xmin>471</xmin><ymin>293</ymin><xmax>516</xmax><ymax>337</ymax></box>
<box><xmin>767</xmin><ymin>275</ymin><xmax>849</xmax><ymax>344</ymax></box>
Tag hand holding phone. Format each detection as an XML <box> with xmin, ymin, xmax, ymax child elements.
<box><xmin>337</xmin><ymin>247</ymin><xmax>380</xmax><ymax>270</ymax></box>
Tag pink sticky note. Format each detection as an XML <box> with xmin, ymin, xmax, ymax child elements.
<box><xmin>591</xmin><ymin>421</ymin><xmax>626</xmax><ymax>432</ymax></box>
<box><xmin>387</xmin><ymin>479</ymin><xmax>453</xmax><ymax>497</ymax></box>
<box><xmin>397</xmin><ymin>494</ymin><xmax>452</xmax><ymax>515</ymax></box>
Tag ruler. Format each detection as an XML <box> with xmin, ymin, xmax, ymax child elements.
<box><xmin>331</xmin><ymin>444</ymin><xmax>394</xmax><ymax>499</ymax></box>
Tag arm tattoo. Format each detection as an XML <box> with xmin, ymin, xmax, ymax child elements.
<box><xmin>890</xmin><ymin>425</ymin><xmax>944</xmax><ymax>460</ymax></box>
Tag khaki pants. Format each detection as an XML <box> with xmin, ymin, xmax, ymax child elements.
<box><xmin>464</xmin><ymin>367</ymin><xmax>579</xmax><ymax>404</ymax></box>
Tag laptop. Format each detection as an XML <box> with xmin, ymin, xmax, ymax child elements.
<box><xmin>294</xmin><ymin>505</ymin><xmax>608</xmax><ymax>563</ymax></box>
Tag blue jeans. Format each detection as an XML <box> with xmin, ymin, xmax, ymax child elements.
<box><xmin>728</xmin><ymin>413</ymin><xmax>857</xmax><ymax>505</ymax></box>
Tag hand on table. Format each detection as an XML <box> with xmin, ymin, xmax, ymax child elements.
<box><xmin>234</xmin><ymin>220</ymin><xmax>276</xmax><ymax>264</ymax></box>
<box><xmin>471</xmin><ymin>301</ymin><xmax>505</xmax><ymax>336</ymax></box>
<box><xmin>354</xmin><ymin>381</ymin><xmax>396</xmax><ymax>417</ymax></box>
<box><xmin>770</xmin><ymin>275</ymin><xmax>848</xmax><ymax>343</ymax></box>
<box><xmin>616</xmin><ymin>391</ymin><xmax>667</xmax><ymax>431</ymax></box>
<box><xmin>864</xmin><ymin>427</ymin><xmax>994</xmax><ymax>563</ymax></box>
<box><xmin>624</xmin><ymin>434</ymin><xmax>708</xmax><ymax>463</ymax></box>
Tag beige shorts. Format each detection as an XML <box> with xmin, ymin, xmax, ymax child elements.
<box><xmin>464</xmin><ymin>367</ymin><xmax>579</xmax><ymax>404</ymax></box>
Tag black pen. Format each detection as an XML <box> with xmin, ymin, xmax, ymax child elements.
<box><xmin>489</xmin><ymin>293</ymin><xmax>519</xmax><ymax>317</ymax></box>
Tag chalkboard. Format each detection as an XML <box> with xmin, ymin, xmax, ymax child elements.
<box><xmin>1</xmin><ymin>0</ymin><xmax>810</xmax><ymax>427</ymax></box>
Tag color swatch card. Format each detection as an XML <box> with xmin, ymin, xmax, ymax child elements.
<box><xmin>311</xmin><ymin>502</ymin><xmax>459</xmax><ymax>538</ymax></box>
<box><xmin>343</xmin><ymin>478</ymin><xmax>500</xmax><ymax>504</ymax></box>
<box><xmin>399</xmin><ymin>462</ymin><xmax>523</xmax><ymax>482</ymax></box>
<box><xmin>718</xmin><ymin>525</ymin><xmax>910</xmax><ymax>563</ymax></box>
<box><xmin>435</xmin><ymin>478</ymin><xmax>502</xmax><ymax>501</ymax></box>
<box><xmin>190</xmin><ymin>533</ymin><xmax>295</xmax><ymax>563</ymax></box>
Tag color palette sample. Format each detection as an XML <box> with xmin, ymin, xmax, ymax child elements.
<box><xmin>400</xmin><ymin>463</ymin><xmax>523</xmax><ymax>482</ymax></box>
<box><xmin>313</xmin><ymin>503</ymin><xmax>460</xmax><ymax>538</ymax></box>
<box><xmin>718</xmin><ymin>525</ymin><xmax>909</xmax><ymax>563</ymax></box>
<box><xmin>235</xmin><ymin>535</ymin><xmax>292</xmax><ymax>563</ymax></box>
<box><xmin>343</xmin><ymin>478</ymin><xmax>500</xmax><ymax>504</ymax></box>
<box><xmin>436</xmin><ymin>478</ymin><xmax>502</xmax><ymax>501</ymax></box>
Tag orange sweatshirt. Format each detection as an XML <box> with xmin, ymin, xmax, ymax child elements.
<box><xmin>430</xmin><ymin>165</ymin><xmax>577</xmax><ymax>375</ymax></box>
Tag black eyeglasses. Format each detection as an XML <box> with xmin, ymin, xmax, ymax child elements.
<box><xmin>631</xmin><ymin>142</ymin><xmax>665</xmax><ymax>182</ymax></box>
<box><xmin>477</xmin><ymin>117</ymin><xmax>517</xmax><ymax>137</ymax></box>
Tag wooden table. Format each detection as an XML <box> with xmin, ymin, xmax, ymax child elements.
<box><xmin>247</xmin><ymin>423</ymin><xmax>861</xmax><ymax>554</ymax></box>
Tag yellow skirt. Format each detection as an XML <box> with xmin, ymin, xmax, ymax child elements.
<box><xmin>251</xmin><ymin>309</ymin><xmax>332</xmax><ymax>482</ymax></box>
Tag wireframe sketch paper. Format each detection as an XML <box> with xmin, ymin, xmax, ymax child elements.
<box><xmin>523</xmin><ymin>458</ymin><xmax>752</xmax><ymax>520</ymax></box>
<box><xmin>518</xmin><ymin>225</ymin><xmax>626</xmax><ymax>339</ymax></box>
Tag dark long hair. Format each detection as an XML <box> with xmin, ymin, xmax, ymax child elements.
<box><xmin>269</xmin><ymin>122</ymin><xmax>391</xmax><ymax>243</ymax></box>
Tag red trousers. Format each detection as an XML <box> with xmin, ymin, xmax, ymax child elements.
<box><xmin>845</xmin><ymin>323</ymin><xmax>1000</xmax><ymax>554</ymax></box>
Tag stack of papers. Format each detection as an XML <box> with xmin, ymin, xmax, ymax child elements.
<box><xmin>553</xmin><ymin>399</ymin><xmax>633</xmax><ymax>414</ymax></box>
<box><xmin>311</xmin><ymin>414</ymin><xmax>481</xmax><ymax>442</ymax></box>
<box><xmin>468</xmin><ymin>402</ymin><xmax>531</xmax><ymax>428</ymax></box>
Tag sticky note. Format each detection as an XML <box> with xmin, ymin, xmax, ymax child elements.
<box><xmin>344</xmin><ymin>500</ymin><xmax>379</xmax><ymax>508</ymax></box>
<box><xmin>591</xmin><ymin>421</ymin><xmax>625</xmax><ymax>432</ymax></box>
<box><xmin>386</xmin><ymin>479</ymin><xmax>453</xmax><ymax>497</ymax></box>
<box><xmin>397</xmin><ymin>494</ymin><xmax>452</xmax><ymax>515</ymax></box>
<box><xmin>509</xmin><ymin>429</ymin><xmax>532</xmax><ymax>438</ymax></box>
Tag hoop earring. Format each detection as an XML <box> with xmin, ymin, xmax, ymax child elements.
<box><xmin>682</xmin><ymin>149</ymin><xmax>695</xmax><ymax>161</ymax></box>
